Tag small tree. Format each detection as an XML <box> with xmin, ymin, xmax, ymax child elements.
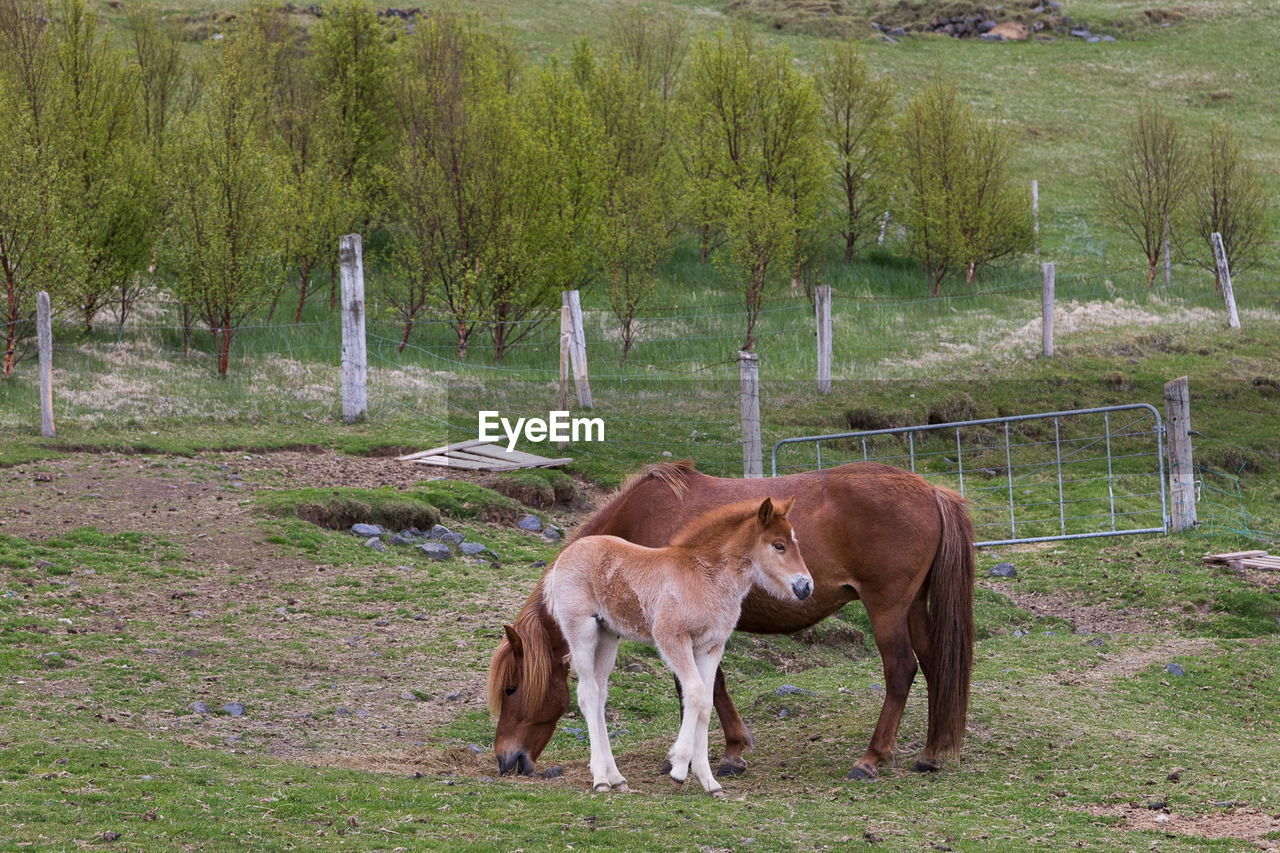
<box><xmin>895</xmin><ymin>83</ymin><xmax>1031</xmax><ymax>295</ymax></box>
<box><xmin>1178</xmin><ymin>123</ymin><xmax>1273</xmax><ymax>293</ymax></box>
<box><xmin>162</xmin><ymin>33</ymin><xmax>282</xmax><ymax>376</ymax></box>
<box><xmin>682</xmin><ymin>30</ymin><xmax>823</xmax><ymax>350</ymax></box>
<box><xmin>1099</xmin><ymin>103</ymin><xmax>1192</xmax><ymax>286</ymax></box>
<box><xmin>814</xmin><ymin>42</ymin><xmax>895</xmax><ymax>263</ymax></box>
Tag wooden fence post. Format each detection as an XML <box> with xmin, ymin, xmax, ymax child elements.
<box><xmin>1162</xmin><ymin>216</ymin><xmax>1172</xmax><ymax>287</ymax></box>
<box><xmin>739</xmin><ymin>350</ymin><xmax>762</xmax><ymax>479</ymax></box>
<box><xmin>1163</xmin><ymin>376</ymin><xmax>1196</xmax><ymax>531</ymax></box>
<box><xmin>562</xmin><ymin>290</ymin><xmax>592</xmax><ymax>408</ymax></box>
<box><xmin>1031</xmin><ymin>179</ymin><xmax>1039</xmax><ymax>255</ymax></box>
<box><xmin>37</xmin><ymin>291</ymin><xmax>54</xmax><ymax>438</ymax></box>
<box><xmin>1210</xmin><ymin>232</ymin><xmax>1241</xmax><ymax>329</ymax></box>
<box><xmin>339</xmin><ymin>234</ymin><xmax>367</xmax><ymax>422</ymax></box>
<box><xmin>1041</xmin><ymin>262</ymin><xmax>1055</xmax><ymax>358</ymax></box>
<box><xmin>557</xmin><ymin>304</ymin><xmax>570</xmax><ymax>448</ymax></box>
<box><xmin>815</xmin><ymin>284</ymin><xmax>832</xmax><ymax>395</ymax></box>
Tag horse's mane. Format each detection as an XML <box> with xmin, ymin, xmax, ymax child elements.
<box><xmin>571</xmin><ymin>459</ymin><xmax>698</xmax><ymax>541</ymax></box>
<box><xmin>487</xmin><ymin>577</ymin><xmax>555</xmax><ymax>719</ymax></box>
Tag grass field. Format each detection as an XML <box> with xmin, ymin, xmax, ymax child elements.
<box><xmin>2</xmin><ymin>1</ymin><xmax>1279</xmax><ymax>850</ymax></box>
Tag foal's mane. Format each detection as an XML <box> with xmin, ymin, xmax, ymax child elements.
<box><xmin>667</xmin><ymin>498</ymin><xmax>766</xmax><ymax>552</ymax></box>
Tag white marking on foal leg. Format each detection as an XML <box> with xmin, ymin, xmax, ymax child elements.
<box><xmin>660</xmin><ymin>640</ymin><xmax>704</xmax><ymax>785</ymax></box>
<box><xmin>692</xmin><ymin>646</ymin><xmax>726</xmax><ymax>795</ymax></box>
<box><xmin>592</xmin><ymin>631</ymin><xmax>627</xmax><ymax>789</ymax></box>
<box><xmin>564</xmin><ymin>617</ymin><xmax>612</xmax><ymax>792</ymax></box>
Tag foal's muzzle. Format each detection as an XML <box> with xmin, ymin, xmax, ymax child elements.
<box><xmin>497</xmin><ymin>750</ymin><xmax>534</xmax><ymax>776</ymax></box>
<box><xmin>791</xmin><ymin>576</ymin><xmax>814</xmax><ymax>600</ymax></box>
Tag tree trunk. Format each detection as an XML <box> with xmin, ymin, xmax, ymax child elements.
<box><xmin>620</xmin><ymin>318</ymin><xmax>633</xmax><ymax>364</ymax></box>
<box><xmin>217</xmin><ymin>323</ymin><xmax>232</xmax><ymax>376</ymax></box>
<box><xmin>700</xmin><ymin>223</ymin><xmax>710</xmax><ymax>263</ymax></box>
<box><xmin>966</xmin><ymin>261</ymin><xmax>976</xmax><ymax>284</ymax></box>
<box><xmin>180</xmin><ymin>303</ymin><xmax>193</xmax><ymax>355</ymax></box>
<box><xmin>843</xmin><ymin>231</ymin><xmax>855</xmax><ymax>264</ymax></box>
<box><xmin>456</xmin><ymin>322</ymin><xmax>470</xmax><ymax>359</ymax></box>
<box><xmin>3</xmin><ymin>264</ymin><xmax>17</xmax><ymax>377</ymax></box>
<box><xmin>397</xmin><ymin>315</ymin><xmax>414</xmax><ymax>353</ymax></box>
<box><xmin>1146</xmin><ymin>256</ymin><xmax>1157</xmax><ymax>287</ymax></box>
<box><xmin>294</xmin><ymin>258</ymin><xmax>310</xmax><ymax>323</ymax></box>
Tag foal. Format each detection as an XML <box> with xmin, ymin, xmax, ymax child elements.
<box><xmin>541</xmin><ymin>496</ymin><xmax>811</xmax><ymax>796</ymax></box>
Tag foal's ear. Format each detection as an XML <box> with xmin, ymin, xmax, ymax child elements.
<box><xmin>503</xmin><ymin>624</ymin><xmax>523</xmax><ymax>652</ymax></box>
<box><xmin>757</xmin><ymin>497</ymin><xmax>775</xmax><ymax>527</ymax></box>
<box><xmin>776</xmin><ymin>496</ymin><xmax>796</xmax><ymax>517</ymax></box>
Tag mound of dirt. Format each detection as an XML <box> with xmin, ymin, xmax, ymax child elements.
<box><xmin>868</xmin><ymin>0</ymin><xmax>1065</xmax><ymax>38</ymax></box>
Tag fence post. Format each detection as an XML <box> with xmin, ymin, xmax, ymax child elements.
<box><xmin>562</xmin><ymin>290</ymin><xmax>592</xmax><ymax>408</ymax></box>
<box><xmin>739</xmin><ymin>350</ymin><xmax>762</xmax><ymax>479</ymax></box>
<box><xmin>1162</xmin><ymin>216</ymin><xmax>1172</xmax><ymax>287</ymax></box>
<box><xmin>1041</xmin><ymin>262</ymin><xmax>1055</xmax><ymax>358</ymax></box>
<box><xmin>815</xmin><ymin>284</ymin><xmax>832</xmax><ymax>395</ymax></box>
<box><xmin>557</xmin><ymin>304</ymin><xmax>571</xmax><ymax>448</ymax></box>
<box><xmin>339</xmin><ymin>234</ymin><xmax>367</xmax><ymax>423</ymax></box>
<box><xmin>1210</xmin><ymin>232</ymin><xmax>1241</xmax><ymax>329</ymax></box>
<box><xmin>37</xmin><ymin>291</ymin><xmax>54</xmax><ymax>438</ymax></box>
<box><xmin>1031</xmin><ymin>179</ymin><xmax>1039</xmax><ymax>255</ymax></box>
<box><xmin>1163</xmin><ymin>376</ymin><xmax>1196</xmax><ymax>531</ymax></box>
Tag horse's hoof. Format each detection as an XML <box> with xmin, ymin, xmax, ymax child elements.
<box><xmin>613</xmin><ymin>782</ymin><xmax>630</xmax><ymax>793</ymax></box>
<box><xmin>846</xmin><ymin>764</ymin><xmax>878</xmax><ymax>781</ymax></box>
<box><xmin>716</xmin><ymin>757</ymin><xmax>748</xmax><ymax>777</ymax></box>
<box><xmin>707</xmin><ymin>787</ymin><xmax>726</xmax><ymax>798</ymax></box>
<box><xmin>593</xmin><ymin>783</ymin><xmax>611</xmax><ymax>793</ymax></box>
<box><xmin>913</xmin><ymin>757</ymin><xmax>942</xmax><ymax>774</ymax></box>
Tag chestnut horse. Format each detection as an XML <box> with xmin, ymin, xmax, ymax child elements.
<box><xmin>537</xmin><ymin>497</ymin><xmax>812</xmax><ymax>795</ymax></box>
<box><xmin>489</xmin><ymin>460</ymin><xmax>975</xmax><ymax>781</ymax></box>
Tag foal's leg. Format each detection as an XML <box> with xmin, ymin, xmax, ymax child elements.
<box><xmin>848</xmin><ymin>600</ymin><xmax>918</xmax><ymax>781</ymax></box>
<box><xmin>660</xmin><ymin>638</ymin><xmax>721</xmax><ymax>795</ymax></box>
<box><xmin>563</xmin><ymin>618</ymin><xmax>615</xmax><ymax>792</ymax></box>
<box><xmin>689</xmin><ymin>645</ymin><xmax>727</xmax><ymax>795</ymax></box>
<box><xmin>592</xmin><ymin>630</ymin><xmax>627</xmax><ymax>789</ymax></box>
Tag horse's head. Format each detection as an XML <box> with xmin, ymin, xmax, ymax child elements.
<box><xmin>488</xmin><ymin>620</ymin><xmax>570</xmax><ymax>776</ymax></box>
<box><xmin>750</xmin><ymin>496</ymin><xmax>813</xmax><ymax>602</ymax></box>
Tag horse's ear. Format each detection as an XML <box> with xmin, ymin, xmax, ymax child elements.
<box><xmin>776</xmin><ymin>496</ymin><xmax>796</xmax><ymax>517</ymax></box>
<box><xmin>757</xmin><ymin>497</ymin><xmax>775</xmax><ymax>527</ymax></box>
<box><xmin>503</xmin><ymin>624</ymin><xmax>523</xmax><ymax>652</ymax></box>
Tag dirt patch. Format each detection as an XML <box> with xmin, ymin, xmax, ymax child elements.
<box><xmin>976</xmin><ymin>582</ymin><xmax>1176</xmax><ymax>634</ymax></box>
<box><xmin>1081</xmin><ymin>803</ymin><xmax>1280</xmax><ymax>850</ymax></box>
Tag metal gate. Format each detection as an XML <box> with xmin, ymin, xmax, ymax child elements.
<box><xmin>771</xmin><ymin>405</ymin><xmax>1168</xmax><ymax>547</ymax></box>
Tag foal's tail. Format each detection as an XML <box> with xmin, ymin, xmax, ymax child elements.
<box><xmin>927</xmin><ymin>487</ymin><xmax>975</xmax><ymax>757</ymax></box>
<box><xmin>487</xmin><ymin>577</ymin><xmax>557</xmax><ymax>719</ymax></box>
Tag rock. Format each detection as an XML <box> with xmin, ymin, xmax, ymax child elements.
<box><xmin>37</xmin><ymin>651</ymin><xmax>65</xmax><ymax>668</ymax></box>
<box><xmin>1100</xmin><ymin>34</ymin><xmax>1116</xmax><ymax>41</ymax></box>
<box><xmin>775</xmin><ymin>684</ymin><xmax>814</xmax><ymax>697</ymax></box>
<box><xmin>538</xmin><ymin>765</ymin><xmax>564</xmax><ymax>779</ymax></box>
<box><xmin>417</xmin><ymin>542</ymin><xmax>452</xmax><ymax>561</ymax></box>
<box><xmin>335</xmin><ymin>706</ymin><xmax>354</xmax><ymax>717</ymax></box>
<box><xmin>980</xmin><ymin>32</ymin><xmax>1005</xmax><ymax>41</ymax></box>
<box><xmin>189</xmin><ymin>701</ymin><xmax>211</xmax><ymax>714</ymax></box>
<box><xmin>1165</xmin><ymin>663</ymin><xmax>1185</xmax><ymax>677</ymax></box>
<box><xmin>365</xmin><ymin>537</ymin><xmax>387</xmax><ymax>553</ymax></box>
<box><xmin>990</xmin><ymin>562</ymin><xmax>1017</xmax><ymax>578</ymax></box>
<box><xmin>541</xmin><ymin>528</ymin><xmax>562</xmax><ymax>542</ymax></box>
<box><xmin>222</xmin><ymin>702</ymin><xmax>245</xmax><ymax>717</ymax></box>
<box><xmin>887</xmin><ymin>26</ymin><xmax>905</xmax><ymax>37</ymax></box>
<box><xmin>1013</xmin><ymin>629</ymin><xmax>1027</xmax><ymax>638</ymax></box>
<box><xmin>459</xmin><ymin>542</ymin><xmax>487</xmax><ymax>556</ymax></box>
<box><xmin>623</xmin><ymin>662</ymin><xmax>646</xmax><ymax>673</ymax></box>
<box><xmin>466</xmin><ymin>744</ymin><xmax>484</xmax><ymax>755</ymax></box>
<box><xmin>413</xmin><ymin>613</ymin><xmax>428</xmax><ymax>621</ymax></box>
<box><xmin>400</xmin><ymin>691</ymin><xmax>416</xmax><ymax>701</ymax></box>
<box><xmin>515</xmin><ymin>514</ymin><xmax>543</xmax><ymax>532</ymax></box>
<box><xmin>101</xmin><ymin>831</ymin><xmax>122</xmax><ymax>842</ymax></box>
<box><xmin>1087</xmin><ymin>637</ymin><xmax>1106</xmax><ymax>646</ymax></box>
<box><xmin>445</xmin><ymin>692</ymin><xmax>462</xmax><ymax>702</ymax></box>
<box><xmin>351</xmin><ymin>523</ymin><xmax>383</xmax><ymax>537</ymax></box>
<box><xmin>990</xmin><ymin>21</ymin><xmax>1028</xmax><ymax>40</ymax></box>
<box><xmin>978</xmin><ymin>19</ymin><xmax>997</xmax><ymax>32</ymax></box>
<box><xmin>531</xmin><ymin>560</ymin><xmax>547</xmax><ymax>569</ymax></box>
<box><xmin>388</xmin><ymin>533</ymin><xmax>419</xmax><ymax>546</ymax></box>
<box><xmin>1070</xmin><ymin>27</ymin><xmax>1091</xmax><ymax>38</ymax></box>
<box><xmin>374</xmin><ymin>618</ymin><xmax>391</xmax><ymax>627</ymax></box>
<box><xmin>1087</xmin><ymin>35</ymin><xmax>1101</xmax><ymax>42</ymax></box>
<box><xmin>777</xmin><ymin>708</ymin><xmax>790</xmax><ymax>718</ymax></box>
<box><xmin>428</xmin><ymin>524</ymin><xmax>459</xmax><ymax>542</ymax></box>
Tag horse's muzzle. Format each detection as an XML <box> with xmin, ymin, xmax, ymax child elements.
<box><xmin>791</xmin><ymin>576</ymin><xmax>814</xmax><ymax>600</ymax></box>
<box><xmin>497</xmin><ymin>750</ymin><xmax>535</xmax><ymax>776</ymax></box>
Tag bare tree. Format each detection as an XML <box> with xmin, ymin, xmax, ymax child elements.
<box><xmin>1178</xmin><ymin>122</ymin><xmax>1273</xmax><ymax>293</ymax></box>
<box><xmin>1099</xmin><ymin>104</ymin><xmax>1192</xmax><ymax>286</ymax></box>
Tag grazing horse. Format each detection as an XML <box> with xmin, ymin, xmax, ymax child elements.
<box><xmin>489</xmin><ymin>461</ymin><xmax>975</xmax><ymax>781</ymax></box>
<box><xmin>536</xmin><ymin>497</ymin><xmax>812</xmax><ymax>795</ymax></box>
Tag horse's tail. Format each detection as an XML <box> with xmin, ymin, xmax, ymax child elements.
<box><xmin>927</xmin><ymin>486</ymin><xmax>975</xmax><ymax>757</ymax></box>
<box><xmin>487</xmin><ymin>577</ymin><xmax>557</xmax><ymax>719</ymax></box>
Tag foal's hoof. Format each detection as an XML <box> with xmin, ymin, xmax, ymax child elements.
<box><xmin>846</xmin><ymin>764</ymin><xmax>879</xmax><ymax>781</ymax></box>
<box><xmin>669</xmin><ymin>775</ymin><xmax>685</xmax><ymax>789</ymax></box>
<box><xmin>707</xmin><ymin>787</ymin><xmax>726</xmax><ymax>798</ymax></box>
<box><xmin>593</xmin><ymin>783</ymin><xmax>612</xmax><ymax>793</ymax></box>
<box><xmin>716</xmin><ymin>757</ymin><xmax>748</xmax><ymax>777</ymax></box>
<box><xmin>912</xmin><ymin>756</ymin><xmax>942</xmax><ymax>774</ymax></box>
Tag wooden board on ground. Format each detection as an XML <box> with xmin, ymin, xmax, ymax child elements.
<box><xmin>1203</xmin><ymin>550</ymin><xmax>1279</xmax><ymax>572</ymax></box>
<box><xmin>397</xmin><ymin>440</ymin><xmax>571</xmax><ymax>472</ymax></box>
